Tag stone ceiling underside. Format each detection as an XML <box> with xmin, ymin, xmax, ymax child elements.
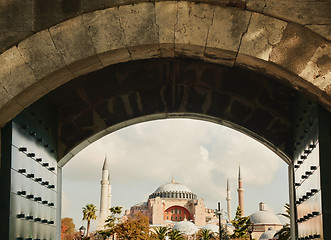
<box><xmin>46</xmin><ymin>58</ymin><xmax>298</xmax><ymax>160</ymax></box>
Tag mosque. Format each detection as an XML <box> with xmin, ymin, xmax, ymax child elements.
<box><xmin>123</xmin><ymin>177</ymin><xmax>218</xmax><ymax>226</ymax></box>
<box><xmin>97</xmin><ymin>158</ymin><xmax>284</xmax><ymax>239</ymax></box>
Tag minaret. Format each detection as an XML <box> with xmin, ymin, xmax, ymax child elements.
<box><xmin>107</xmin><ymin>168</ymin><xmax>112</xmax><ymax>215</ymax></box>
<box><xmin>237</xmin><ymin>166</ymin><xmax>244</xmax><ymax>216</ymax></box>
<box><xmin>226</xmin><ymin>179</ymin><xmax>232</xmax><ymax>221</ymax></box>
<box><xmin>97</xmin><ymin>156</ymin><xmax>110</xmax><ymax>230</ymax></box>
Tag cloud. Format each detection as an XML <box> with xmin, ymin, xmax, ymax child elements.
<box><xmin>62</xmin><ymin>119</ymin><xmax>287</xmax><ymax>230</ymax></box>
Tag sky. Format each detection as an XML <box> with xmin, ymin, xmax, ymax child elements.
<box><xmin>61</xmin><ymin>118</ymin><xmax>290</xmax><ymax>230</ymax></box>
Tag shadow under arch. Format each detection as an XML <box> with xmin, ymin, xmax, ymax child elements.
<box><xmin>44</xmin><ymin>58</ymin><xmax>297</xmax><ymax>166</ymax></box>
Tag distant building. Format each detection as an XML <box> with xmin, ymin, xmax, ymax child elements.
<box><xmin>125</xmin><ymin>178</ymin><xmax>218</xmax><ymax>226</ymax></box>
<box><xmin>249</xmin><ymin>202</ymin><xmax>283</xmax><ymax>240</ymax></box>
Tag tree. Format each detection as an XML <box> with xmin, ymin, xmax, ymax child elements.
<box><xmin>115</xmin><ymin>212</ymin><xmax>150</xmax><ymax>239</ymax></box>
<box><xmin>274</xmin><ymin>203</ymin><xmax>291</xmax><ymax>240</ymax></box>
<box><xmin>231</xmin><ymin>206</ymin><xmax>250</xmax><ymax>239</ymax></box>
<box><xmin>198</xmin><ymin>229</ymin><xmax>215</xmax><ymax>240</ymax></box>
<box><xmin>61</xmin><ymin>218</ymin><xmax>75</xmax><ymax>240</ymax></box>
<box><xmin>168</xmin><ymin>229</ymin><xmax>185</xmax><ymax>240</ymax></box>
<box><xmin>82</xmin><ymin>203</ymin><xmax>98</xmax><ymax>237</ymax></box>
<box><xmin>97</xmin><ymin>206</ymin><xmax>123</xmax><ymax>240</ymax></box>
<box><xmin>152</xmin><ymin>226</ymin><xmax>170</xmax><ymax>240</ymax></box>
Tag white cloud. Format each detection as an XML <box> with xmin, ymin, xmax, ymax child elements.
<box><xmin>62</xmin><ymin>119</ymin><xmax>288</xmax><ymax>230</ymax></box>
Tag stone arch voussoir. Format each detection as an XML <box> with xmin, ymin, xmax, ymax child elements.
<box><xmin>0</xmin><ymin>1</ymin><xmax>330</xmax><ymax>129</ymax></box>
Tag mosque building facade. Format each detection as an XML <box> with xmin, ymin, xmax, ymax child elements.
<box><xmin>124</xmin><ymin>178</ymin><xmax>218</xmax><ymax>226</ymax></box>
<box><xmin>97</xmin><ymin>159</ymin><xmax>285</xmax><ymax>239</ymax></box>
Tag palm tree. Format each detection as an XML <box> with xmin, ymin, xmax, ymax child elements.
<box><xmin>274</xmin><ymin>203</ymin><xmax>290</xmax><ymax>240</ymax></box>
<box><xmin>198</xmin><ymin>229</ymin><xmax>214</xmax><ymax>240</ymax></box>
<box><xmin>153</xmin><ymin>226</ymin><xmax>170</xmax><ymax>239</ymax></box>
<box><xmin>168</xmin><ymin>229</ymin><xmax>185</xmax><ymax>240</ymax></box>
<box><xmin>82</xmin><ymin>203</ymin><xmax>97</xmax><ymax>237</ymax></box>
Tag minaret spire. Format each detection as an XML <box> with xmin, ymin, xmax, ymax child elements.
<box><xmin>226</xmin><ymin>179</ymin><xmax>232</xmax><ymax>221</ymax></box>
<box><xmin>107</xmin><ymin>163</ymin><xmax>112</xmax><ymax>215</ymax></box>
<box><xmin>237</xmin><ymin>165</ymin><xmax>244</xmax><ymax>216</ymax></box>
<box><xmin>97</xmin><ymin>155</ymin><xmax>110</xmax><ymax>230</ymax></box>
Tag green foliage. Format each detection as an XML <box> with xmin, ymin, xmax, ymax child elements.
<box><xmin>97</xmin><ymin>206</ymin><xmax>123</xmax><ymax>239</ymax></box>
<box><xmin>61</xmin><ymin>218</ymin><xmax>75</xmax><ymax>240</ymax></box>
<box><xmin>152</xmin><ymin>226</ymin><xmax>170</xmax><ymax>240</ymax></box>
<box><xmin>82</xmin><ymin>203</ymin><xmax>98</xmax><ymax>237</ymax></box>
<box><xmin>198</xmin><ymin>229</ymin><xmax>215</xmax><ymax>240</ymax></box>
<box><xmin>115</xmin><ymin>212</ymin><xmax>150</xmax><ymax>240</ymax></box>
<box><xmin>274</xmin><ymin>225</ymin><xmax>290</xmax><ymax>240</ymax></box>
<box><xmin>230</xmin><ymin>206</ymin><xmax>250</xmax><ymax>239</ymax></box>
<box><xmin>274</xmin><ymin>203</ymin><xmax>291</xmax><ymax>240</ymax></box>
<box><xmin>168</xmin><ymin>229</ymin><xmax>185</xmax><ymax>240</ymax></box>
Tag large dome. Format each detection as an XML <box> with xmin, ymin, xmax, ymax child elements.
<box><xmin>155</xmin><ymin>181</ymin><xmax>192</xmax><ymax>193</ymax></box>
<box><xmin>250</xmin><ymin>211</ymin><xmax>281</xmax><ymax>225</ymax></box>
<box><xmin>149</xmin><ymin>180</ymin><xmax>197</xmax><ymax>200</ymax></box>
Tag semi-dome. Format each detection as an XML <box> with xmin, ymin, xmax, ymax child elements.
<box><xmin>173</xmin><ymin>220</ymin><xmax>199</xmax><ymax>235</ymax></box>
<box><xmin>259</xmin><ymin>227</ymin><xmax>277</xmax><ymax>240</ymax></box>
<box><xmin>148</xmin><ymin>179</ymin><xmax>197</xmax><ymax>200</ymax></box>
<box><xmin>250</xmin><ymin>211</ymin><xmax>281</xmax><ymax>225</ymax></box>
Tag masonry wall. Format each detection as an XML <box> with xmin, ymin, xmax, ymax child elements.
<box><xmin>0</xmin><ymin>0</ymin><xmax>330</xmax><ymax>54</ymax></box>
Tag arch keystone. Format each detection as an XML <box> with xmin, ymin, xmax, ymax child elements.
<box><xmin>205</xmin><ymin>7</ymin><xmax>251</xmax><ymax>66</ymax></box>
<box><xmin>175</xmin><ymin>2</ymin><xmax>214</xmax><ymax>59</ymax></box>
<box><xmin>119</xmin><ymin>2</ymin><xmax>160</xmax><ymax>60</ymax></box>
<box><xmin>155</xmin><ymin>1</ymin><xmax>177</xmax><ymax>58</ymax></box>
<box><xmin>83</xmin><ymin>7</ymin><xmax>131</xmax><ymax>66</ymax></box>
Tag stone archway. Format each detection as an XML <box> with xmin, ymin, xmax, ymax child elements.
<box><xmin>0</xmin><ymin>1</ymin><xmax>330</xmax><ymax>129</ymax></box>
<box><xmin>0</xmin><ymin>1</ymin><xmax>330</xmax><ymax>240</ymax></box>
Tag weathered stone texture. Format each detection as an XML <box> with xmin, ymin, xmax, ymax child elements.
<box><xmin>0</xmin><ymin>0</ymin><xmax>330</xmax><ymax>55</ymax></box>
<box><xmin>49</xmin><ymin>16</ymin><xmax>103</xmax><ymax>77</ymax></box>
<box><xmin>155</xmin><ymin>1</ymin><xmax>177</xmax><ymax>57</ymax></box>
<box><xmin>175</xmin><ymin>2</ymin><xmax>214</xmax><ymax>58</ymax></box>
<box><xmin>49</xmin><ymin>16</ymin><xmax>96</xmax><ymax>65</ymax></box>
<box><xmin>299</xmin><ymin>44</ymin><xmax>331</xmax><ymax>90</ymax></box>
<box><xmin>205</xmin><ymin>7</ymin><xmax>251</xmax><ymax>65</ymax></box>
<box><xmin>246</xmin><ymin>0</ymin><xmax>331</xmax><ymax>39</ymax></box>
<box><xmin>17</xmin><ymin>30</ymin><xmax>66</xmax><ymax>80</ymax></box>
<box><xmin>119</xmin><ymin>3</ymin><xmax>160</xmax><ymax>59</ymax></box>
<box><xmin>239</xmin><ymin>13</ymin><xmax>287</xmax><ymax>61</ymax></box>
<box><xmin>0</xmin><ymin>47</ymin><xmax>36</xmax><ymax>97</ymax></box>
<box><xmin>270</xmin><ymin>23</ymin><xmax>325</xmax><ymax>78</ymax></box>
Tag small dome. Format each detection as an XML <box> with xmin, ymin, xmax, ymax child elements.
<box><xmin>173</xmin><ymin>220</ymin><xmax>199</xmax><ymax>235</ymax></box>
<box><xmin>259</xmin><ymin>228</ymin><xmax>277</xmax><ymax>240</ymax></box>
<box><xmin>155</xmin><ymin>181</ymin><xmax>192</xmax><ymax>193</ymax></box>
<box><xmin>202</xmin><ymin>224</ymin><xmax>219</xmax><ymax>233</ymax></box>
<box><xmin>250</xmin><ymin>211</ymin><xmax>281</xmax><ymax>225</ymax></box>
